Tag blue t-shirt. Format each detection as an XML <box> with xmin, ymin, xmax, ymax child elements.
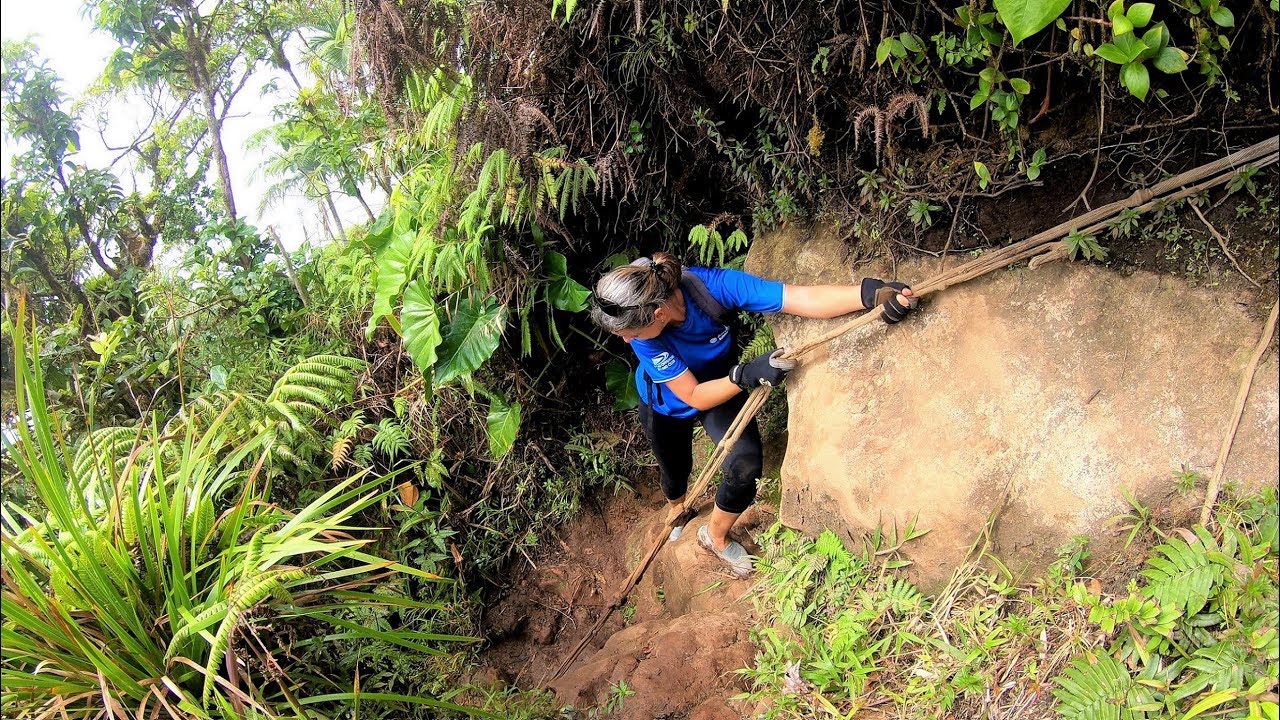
<box><xmin>631</xmin><ymin>267</ymin><xmax>784</xmax><ymax>418</ymax></box>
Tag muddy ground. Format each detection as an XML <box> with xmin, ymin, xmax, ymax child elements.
<box><xmin>471</xmin><ymin>464</ymin><xmax>781</xmax><ymax>718</ymax></box>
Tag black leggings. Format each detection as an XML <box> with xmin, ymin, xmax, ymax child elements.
<box><xmin>638</xmin><ymin>392</ymin><xmax>763</xmax><ymax>514</ymax></box>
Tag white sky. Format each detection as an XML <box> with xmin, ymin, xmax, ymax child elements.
<box><xmin>1</xmin><ymin>1</ymin><xmax>377</xmax><ymax>253</ymax></box>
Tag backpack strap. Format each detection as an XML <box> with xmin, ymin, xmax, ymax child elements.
<box><xmin>679</xmin><ymin>271</ymin><xmax>730</xmax><ymax>324</ymax></box>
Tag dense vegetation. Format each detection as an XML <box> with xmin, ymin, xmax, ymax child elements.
<box><xmin>2</xmin><ymin>0</ymin><xmax>1276</xmax><ymax>717</ymax></box>
<box><xmin>745</xmin><ymin>488</ymin><xmax>1279</xmax><ymax>719</ymax></box>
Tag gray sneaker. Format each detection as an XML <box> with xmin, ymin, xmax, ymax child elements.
<box><xmin>697</xmin><ymin>525</ymin><xmax>754</xmax><ymax>578</ymax></box>
<box><xmin>667</xmin><ymin>509</ymin><xmax>697</xmax><ymax>543</ymax></box>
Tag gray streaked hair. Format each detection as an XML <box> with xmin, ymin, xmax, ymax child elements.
<box><xmin>589</xmin><ymin>252</ymin><xmax>683</xmax><ymax>332</ymax></box>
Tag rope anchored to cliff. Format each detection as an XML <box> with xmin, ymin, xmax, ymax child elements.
<box><xmin>550</xmin><ymin>136</ymin><xmax>1280</xmax><ymax>682</ymax></box>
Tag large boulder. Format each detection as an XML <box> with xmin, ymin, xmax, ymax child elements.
<box><xmin>746</xmin><ymin>223</ymin><xmax>1279</xmax><ymax>591</ymax></box>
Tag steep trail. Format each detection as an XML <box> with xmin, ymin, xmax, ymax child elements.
<box><xmin>469</xmin><ymin>140</ymin><xmax>1279</xmax><ymax>717</ymax></box>
<box><xmin>474</xmin><ymin>477</ymin><xmax>772</xmax><ymax>718</ymax></box>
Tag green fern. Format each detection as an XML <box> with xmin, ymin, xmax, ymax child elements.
<box><xmin>352</xmin><ymin>443</ymin><xmax>375</xmax><ymax>468</ymax></box>
<box><xmin>688</xmin><ymin>223</ymin><xmax>749</xmax><ymax>267</ymax></box>
<box><xmin>155</xmin><ymin>356</ymin><xmax>364</xmax><ymax>475</ymax></box>
<box><xmin>243</xmin><ymin>530</ymin><xmax>268</xmax><ymax>575</ymax></box>
<box><xmin>201</xmin><ymin>568</ymin><xmax>308</xmax><ymax>706</ymax></box>
<box><xmin>882</xmin><ymin>576</ymin><xmax>927</xmax><ymax>615</ymax></box>
<box><xmin>371</xmin><ymin>418</ymin><xmax>411</xmax><ymax>458</ymax></box>
<box><xmin>71</xmin><ymin>426</ymin><xmax>141</xmax><ymax>489</ymax></box>
<box><xmin>166</xmin><ymin>601</ymin><xmax>229</xmax><ymax>658</ymax></box>
<box><xmin>739</xmin><ymin>323</ymin><xmax>776</xmax><ymax>363</ymax></box>
<box><xmin>262</xmin><ymin>355</ymin><xmax>364</xmax><ymax>464</ymax></box>
<box><xmin>1140</xmin><ymin>529</ymin><xmax>1226</xmax><ymax>617</ymax></box>
<box><xmin>814</xmin><ymin>530</ymin><xmax>849</xmax><ymax>562</ymax></box>
<box><xmin>187</xmin><ymin>496</ymin><xmax>215</xmax><ymax>558</ymax></box>
<box><xmin>93</xmin><ymin>533</ymin><xmax>134</xmax><ymax>594</ymax></box>
<box><xmin>267</xmin><ymin>355</ymin><xmax>364</xmax><ymax>415</ymax></box>
<box><xmin>1053</xmin><ymin>654</ymin><xmax>1158</xmax><ymax>719</ymax></box>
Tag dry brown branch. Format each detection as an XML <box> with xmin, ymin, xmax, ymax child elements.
<box><xmin>1201</xmin><ymin>301</ymin><xmax>1279</xmax><ymax>526</ymax></box>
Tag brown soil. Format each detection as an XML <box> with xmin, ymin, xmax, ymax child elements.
<box><xmin>477</xmin><ymin>481</ymin><xmax>655</xmax><ymax>689</ymax></box>
<box><xmin>473</xmin><ymin>465</ymin><xmax>778</xmax><ymax>718</ymax></box>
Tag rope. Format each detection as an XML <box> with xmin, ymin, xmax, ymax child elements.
<box><xmin>549</xmin><ymin>137</ymin><xmax>1279</xmax><ymax>682</ymax></box>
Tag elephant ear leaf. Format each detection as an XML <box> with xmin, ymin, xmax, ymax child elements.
<box><xmin>485</xmin><ymin>394</ymin><xmax>521</xmax><ymax>458</ymax></box>
<box><xmin>545</xmin><ymin>250</ymin><xmax>591</xmax><ymax>312</ymax></box>
<box><xmin>993</xmin><ymin>0</ymin><xmax>1072</xmax><ymax>45</ymax></box>
<box><xmin>367</xmin><ymin>230</ymin><xmax>416</xmax><ymax>337</ymax></box>
<box><xmin>435</xmin><ymin>297</ymin><xmax>507</xmax><ymax>385</ymax></box>
<box><xmin>605</xmin><ymin>359</ymin><xmax>639</xmax><ymax>410</ymax></box>
<box><xmin>401</xmin><ymin>278</ymin><xmax>441</xmax><ymax>373</ymax></box>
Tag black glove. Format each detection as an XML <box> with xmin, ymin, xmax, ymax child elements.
<box><xmin>860</xmin><ymin>278</ymin><xmax>917</xmax><ymax>323</ymax></box>
<box><xmin>730</xmin><ymin>350</ymin><xmax>796</xmax><ymax>390</ymax></box>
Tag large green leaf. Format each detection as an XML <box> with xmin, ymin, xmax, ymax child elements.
<box><xmin>605</xmin><ymin>359</ymin><xmax>640</xmax><ymax>410</ymax></box>
<box><xmin>485</xmin><ymin>394</ymin><xmax>521</xmax><ymax>458</ymax></box>
<box><xmin>545</xmin><ymin>250</ymin><xmax>591</xmax><ymax>312</ymax></box>
<box><xmin>363</xmin><ymin>209</ymin><xmax>395</xmax><ymax>251</ymax></box>
<box><xmin>1121</xmin><ymin>61</ymin><xmax>1151</xmax><ymax>100</ymax></box>
<box><xmin>435</xmin><ymin>298</ymin><xmax>507</xmax><ymax>385</ymax></box>
<box><xmin>401</xmin><ymin>278</ymin><xmax>441</xmax><ymax>373</ymax></box>
<box><xmin>994</xmin><ymin>0</ymin><xmax>1072</xmax><ymax>45</ymax></box>
<box><xmin>1152</xmin><ymin>46</ymin><xmax>1188</xmax><ymax>74</ymax></box>
<box><xmin>367</xmin><ymin>230</ymin><xmax>417</xmax><ymax>337</ymax></box>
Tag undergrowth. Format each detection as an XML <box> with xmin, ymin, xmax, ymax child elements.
<box><xmin>741</xmin><ymin>487</ymin><xmax>1279</xmax><ymax>719</ymax></box>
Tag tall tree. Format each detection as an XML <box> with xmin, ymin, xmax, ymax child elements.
<box><xmin>2</xmin><ymin>41</ymin><xmax>215</xmax><ymax>327</ymax></box>
<box><xmin>87</xmin><ymin>0</ymin><xmax>288</xmax><ymax>230</ymax></box>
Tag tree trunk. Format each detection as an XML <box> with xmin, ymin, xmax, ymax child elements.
<box><xmin>183</xmin><ymin>10</ymin><xmax>238</xmax><ymax>225</ymax></box>
<box><xmin>318</xmin><ymin>201</ymin><xmax>336</xmax><ymax>241</ymax></box>
<box><xmin>22</xmin><ymin>246</ymin><xmax>94</xmax><ymax>332</ymax></box>
<box><xmin>324</xmin><ymin>192</ymin><xmax>348</xmax><ymax>240</ymax></box>
<box><xmin>352</xmin><ymin>185</ymin><xmax>377</xmax><ymax>222</ymax></box>
<box><xmin>200</xmin><ymin>81</ymin><xmax>238</xmax><ymax>223</ymax></box>
<box><xmin>267</xmin><ymin>227</ymin><xmax>310</xmax><ymax>307</ymax></box>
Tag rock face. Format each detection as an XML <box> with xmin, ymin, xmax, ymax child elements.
<box><xmin>746</xmin><ymin>224</ymin><xmax>1279</xmax><ymax>591</ymax></box>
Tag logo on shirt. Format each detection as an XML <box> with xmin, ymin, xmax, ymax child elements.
<box><xmin>653</xmin><ymin>352</ymin><xmax>677</xmax><ymax>372</ymax></box>
<box><xmin>709</xmin><ymin>327</ymin><xmax>730</xmax><ymax>344</ymax></box>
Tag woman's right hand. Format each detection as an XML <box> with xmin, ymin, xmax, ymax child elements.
<box><xmin>730</xmin><ymin>349</ymin><xmax>795</xmax><ymax>389</ymax></box>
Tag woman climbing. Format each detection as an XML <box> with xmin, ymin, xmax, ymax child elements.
<box><xmin>589</xmin><ymin>252</ymin><xmax>916</xmax><ymax>577</ymax></box>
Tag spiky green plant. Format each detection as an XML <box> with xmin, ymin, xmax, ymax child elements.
<box><xmin>0</xmin><ymin>301</ymin><xmax>490</xmax><ymax>720</ymax></box>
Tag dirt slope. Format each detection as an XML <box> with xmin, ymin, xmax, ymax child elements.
<box><xmin>477</xmin><ymin>475</ymin><xmax>774</xmax><ymax>718</ymax></box>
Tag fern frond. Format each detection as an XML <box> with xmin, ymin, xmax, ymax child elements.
<box><xmin>1140</xmin><ymin>534</ymin><xmax>1225</xmax><ymax>617</ymax></box>
<box><xmin>190</xmin><ymin>497</ymin><xmax>215</xmax><ymax>555</ymax></box>
<box><xmin>814</xmin><ymin>530</ymin><xmax>848</xmax><ymax>561</ymax></box>
<box><xmin>1052</xmin><ymin>654</ymin><xmax>1157</xmax><ymax>719</ymax></box>
<box><xmin>72</xmin><ymin>426</ymin><xmax>141</xmax><ymax>487</ymax></box>
<box><xmin>269</xmin><ymin>401</ymin><xmax>309</xmax><ymax>433</ymax></box>
<box><xmin>93</xmin><ymin>535</ymin><xmax>133</xmax><ymax>593</ymax></box>
<box><xmin>740</xmin><ymin>324</ymin><xmax>776</xmax><ymax>363</ymax></box>
<box><xmin>332</xmin><ymin>436</ymin><xmax>353</xmax><ymax>469</ymax></box>
<box><xmin>352</xmin><ymin>443</ymin><xmax>375</xmax><ymax>468</ymax></box>
<box><xmin>166</xmin><ymin>601</ymin><xmax>229</xmax><ymax>658</ymax></box>
<box><xmin>273</xmin><ymin>383</ymin><xmax>334</xmax><ymax>409</ymax></box>
<box><xmin>883</xmin><ymin>576</ymin><xmax>927</xmax><ymax>614</ymax></box>
<box><xmin>371</xmin><ymin>419</ymin><xmax>411</xmax><ymax>458</ymax></box>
